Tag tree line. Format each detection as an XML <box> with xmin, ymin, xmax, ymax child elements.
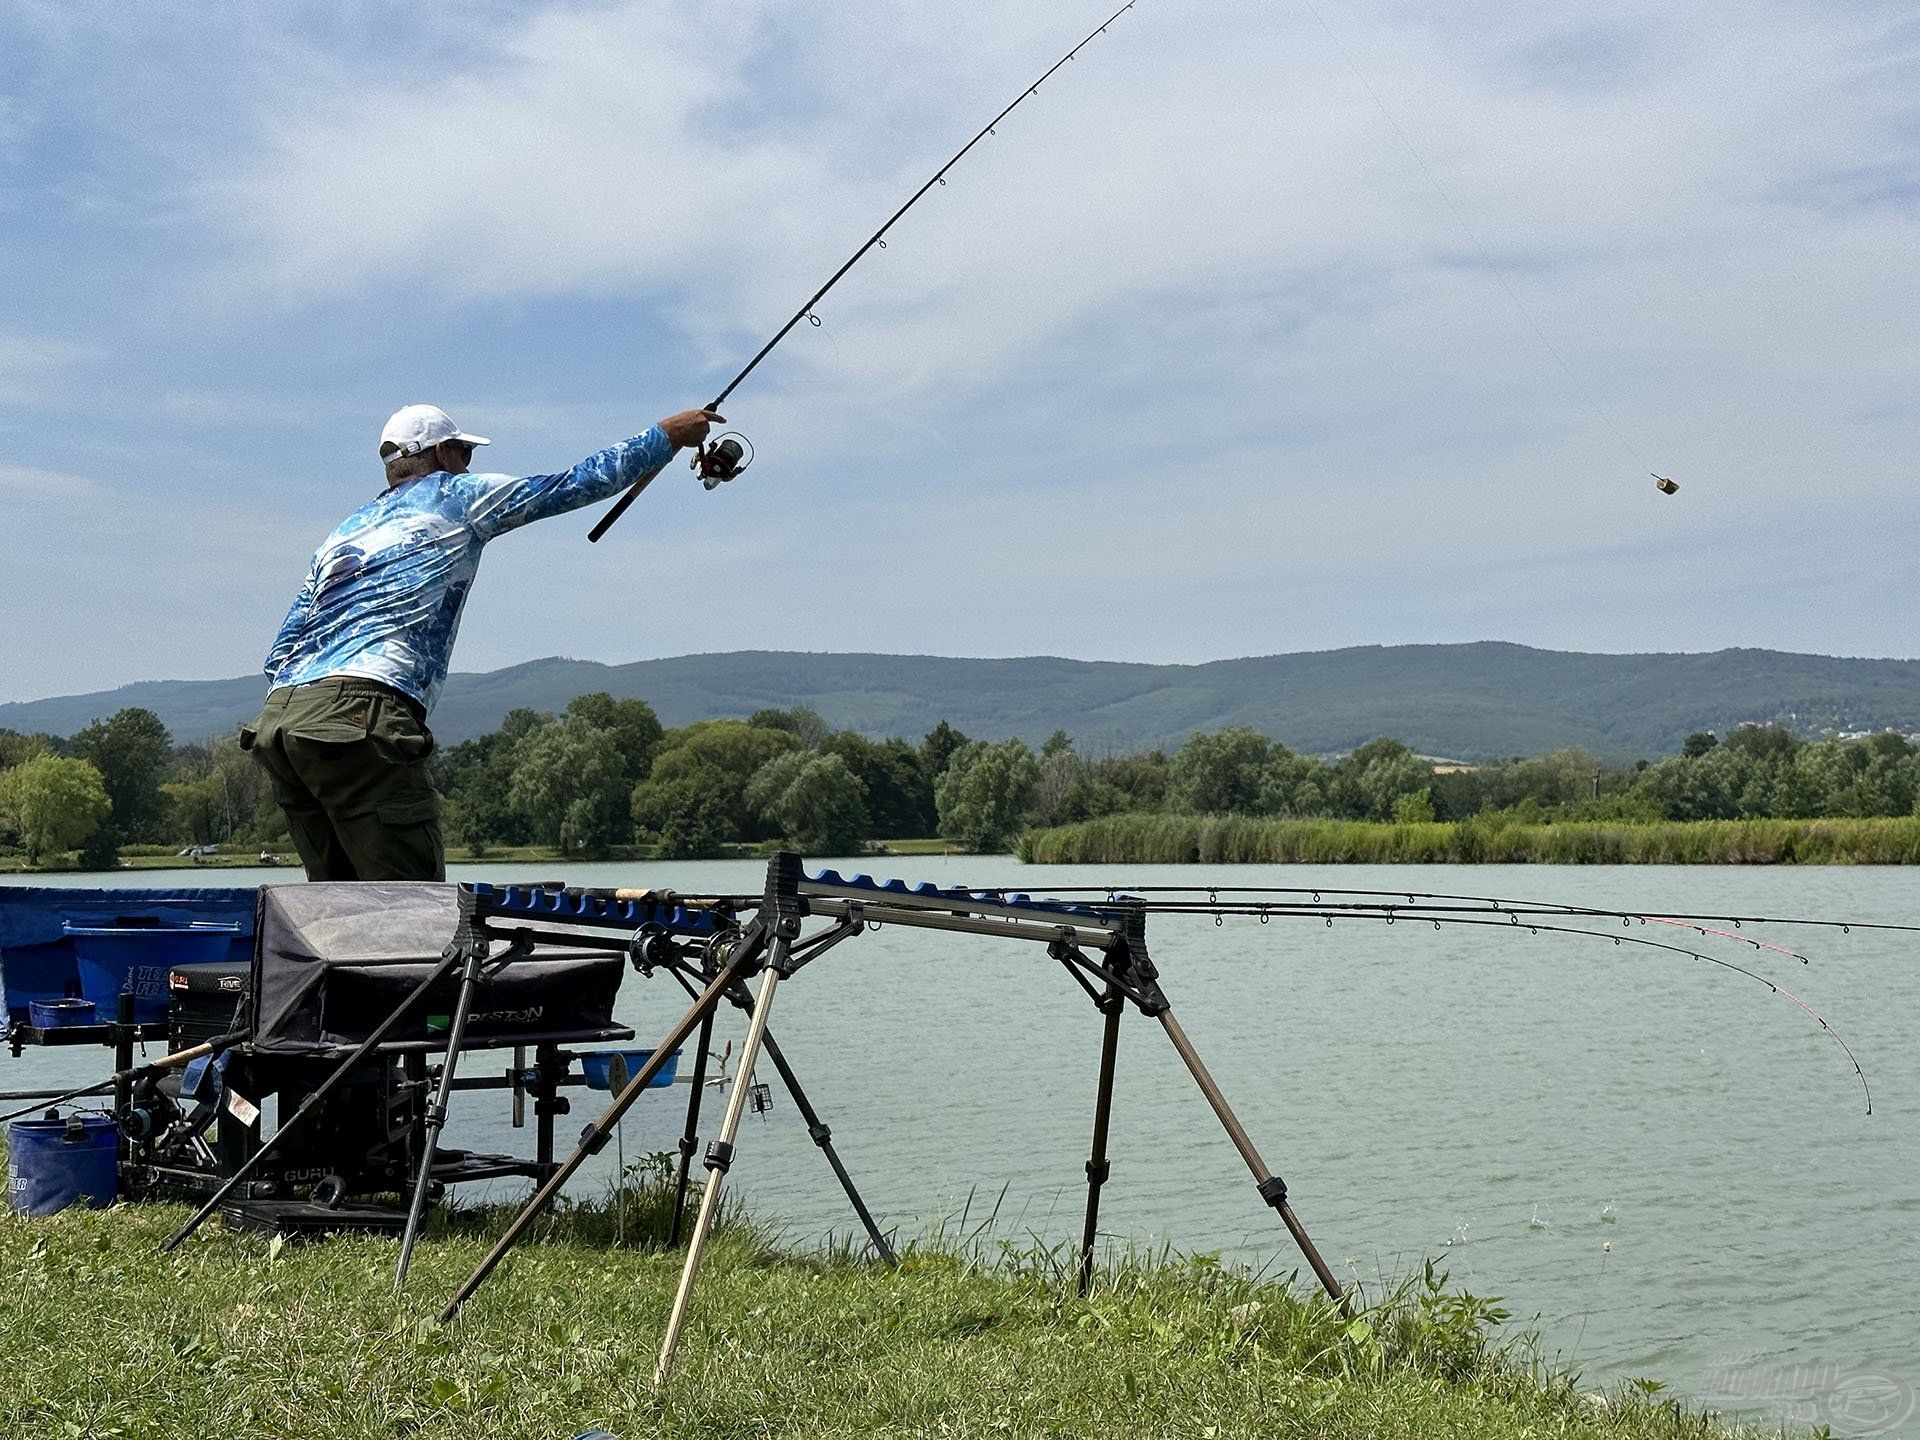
<box><xmin>4</xmin><ymin>698</ymin><xmax>1920</xmax><ymax>865</ymax></box>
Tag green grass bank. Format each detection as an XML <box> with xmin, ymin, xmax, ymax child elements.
<box><xmin>0</xmin><ymin>1181</ymin><xmax>1796</xmax><ymax>1440</ymax></box>
<box><xmin>1020</xmin><ymin>813</ymin><xmax>1920</xmax><ymax>865</ymax></box>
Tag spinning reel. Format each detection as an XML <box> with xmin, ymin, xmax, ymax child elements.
<box><xmin>693</xmin><ymin>433</ymin><xmax>753</xmax><ymax>490</ymax></box>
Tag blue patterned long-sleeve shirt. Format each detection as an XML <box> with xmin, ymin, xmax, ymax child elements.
<box><xmin>264</xmin><ymin>426</ymin><xmax>674</xmax><ymax>714</ymax></box>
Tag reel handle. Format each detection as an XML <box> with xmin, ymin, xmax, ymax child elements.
<box><xmin>694</xmin><ymin>433</ymin><xmax>753</xmax><ymax>490</ymax></box>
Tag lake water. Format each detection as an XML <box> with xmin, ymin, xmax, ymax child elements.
<box><xmin>6</xmin><ymin>859</ymin><xmax>1916</xmax><ymax>1436</ymax></box>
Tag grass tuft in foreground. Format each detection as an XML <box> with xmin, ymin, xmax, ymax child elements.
<box><xmin>0</xmin><ymin>1163</ymin><xmax>1797</xmax><ymax>1440</ymax></box>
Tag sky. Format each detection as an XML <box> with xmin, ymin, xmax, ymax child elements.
<box><xmin>0</xmin><ymin>0</ymin><xmax>1916</xmax><ymax>704</ymax></box>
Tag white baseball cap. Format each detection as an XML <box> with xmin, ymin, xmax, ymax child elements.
<box><xmin>379</xmin><ymin>404</ymin><xmax>491</xmax><ymax>460</ymax></box>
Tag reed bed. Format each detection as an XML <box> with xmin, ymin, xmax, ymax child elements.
<box><xmin>1020</xmin><ymin>813</ymin><xmax>1920</xmax><ymax>865</ymax></box>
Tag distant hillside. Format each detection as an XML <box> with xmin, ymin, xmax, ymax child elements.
<box><xmin>6</xmin><ymin>644</ymin><xmax>1920</xmax><ymax>762</ymax></box>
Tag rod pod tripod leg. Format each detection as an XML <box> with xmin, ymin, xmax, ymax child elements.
<box><xmin>162</xmin><ymin>944</ymin><xmax>469</xmax><ymax>1253</ymax></box>
<box><xmin>1077</xmin><ymin>987</ymin><xmax>1124</xmax><ymax>1297</ymax></box>
<box><xmin>1156</xmin><ymin>1009</ymin><xmax>1347</xmax><ymax>1309</ymax></box>
<box><xmin>437</xmin><ymin>955</ymin><xmax>745</xmax><ymax>1324</ymax></box>
<box><xmin>663</xmin><ymin>962</ymin><xmax>896</xmax><ymax>1266</ymax></box>
<box><xmin>669</xmin><ymin>1003</ymin><xmax>717</xmax><ymax>1247</ymax></box>
<box><xmin>756</xmin><ymin>1027</ymin><xmax>897</xmax><ymax>1267</ymax></box>
<box><xmin>653</xmin><ymin>961</ymin><xmax>785</xmax><ymax>1392</ymax></box>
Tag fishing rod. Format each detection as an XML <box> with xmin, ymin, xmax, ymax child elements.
<box><xmin>684</xmin><ymin>879</ymin><xmax>1862</xmax><ymax>1102</ymax></box>
<box><xmin>1076</xmin><ymin>897</ymin><xmax>1815</xmax><ymax>965</ymax></box>
<box><xmin>587</xmin><ymin>0</ymin><xmax>1140</xmax><ymax>543</ymax></box>
<box><xmin>1133</xmin><ymin>902</ymin><xmax>1873</xmax><ymax>1112</ymax></box>
<box><xmin>0</xmin><ymin>1032</ymin><xmax>247</xmax><ymax>1129</ymax></box>
<box><xmin>982</xmin><ymin>883</ymin><xmax>1920</xmax><ymax>936</ymax></box>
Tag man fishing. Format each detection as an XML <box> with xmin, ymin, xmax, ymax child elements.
<box><xmin>245</xmin><ymin>403</ymin><xmax>720</xmax><ymax>882</ymax></box>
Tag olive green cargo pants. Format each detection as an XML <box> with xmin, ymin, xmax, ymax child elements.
<box><xmin>242</xmin><ymin>679</ymin><xmax>445</xmax><ymax>882</ymax></box>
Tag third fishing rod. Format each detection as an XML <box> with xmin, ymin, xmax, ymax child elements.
<box><xmin>587</xmin><ymin>1</ymin><xmax>1140</xmax><ymax>542</ymax></box>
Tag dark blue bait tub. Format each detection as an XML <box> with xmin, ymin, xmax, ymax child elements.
<box><xmin>7</xmin><ymin>1113</ymin><xmax>118</xmax><ymax>1216</ymax></box>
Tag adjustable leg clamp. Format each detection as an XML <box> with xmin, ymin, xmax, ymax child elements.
<box><xmin>705</xmin><ymin>1139</ymin><xmax>735</xmax><ymax>1175</ymax></box>
<box><xmin>808</xmin><ymin>1122</ymin><xmax>832</xmax><ymax>1147</ymax></box>
<box><xmin>1086</xmin><ymin>1159</ymin><xmax>1111</xmax><ymax>1185</ymax></box>
<box><xmin>1256</xmin><ymin>1175</ymin><xmax>1289</xmax><ymax>1210</ymax></box>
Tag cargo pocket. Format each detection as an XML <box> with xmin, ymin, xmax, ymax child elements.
<box><xmin>377</xmin><ymin>793</ymin><xmax>440</xmax><ymax>827</ymax></box>
<box><xmin>238</xmin><ymin>725</ymin><xmax>259</xmax><ymax>752</ymax></box>
<box><xmin>369</xmin><ymin>696</ymin><xmax>435</xmax><ymax>762</ymax></box>
<box><xmin>286</xmin><ymin>709</ymin><xmax>372</xmax><ymax>745</ymax></box>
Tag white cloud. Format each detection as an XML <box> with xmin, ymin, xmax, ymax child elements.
<box><xmin>5</xmin><ymin>0</ymin><xmax>1920</xmax><ymax>697</ymax></box>
<box><xmin>0</xmin><ymin>334</ymin><xmax>95</xmax><ymax>407</ymax></box>
<box><xmin>205</xmin><ymin>3</ymin><xmax>1918</xmax><ymax>447</ymax></box>
<box><xmin>0</xmin><ymin>463</ymin><xmax>97</xmax><ymax>500</ymax></box>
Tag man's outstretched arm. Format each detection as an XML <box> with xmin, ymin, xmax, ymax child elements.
<box><xmin>458</xmin><ymin>409</ymin><xmax>721</xmax><ymax>540</ymax></box>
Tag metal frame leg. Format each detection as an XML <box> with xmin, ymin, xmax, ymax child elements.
<box><xmin>663</xmin><ymin>963</ymin><xmax>895</xmax><ymax>1265</ymax></box>
<box><xmin>437</xmin><ymin>953</ymin><xmax>746</xmax><ymax>1324</ymax></box>
<box><xmin>1077</xmin><ymin>988</ymin><xmax>1123</xmax><ymax>1297</ymax></box>
<box><xmin>653</xmin><ymin>962</ymin><xmax>784</xmax><ymax>1391</ymax></box>
<box><xmin>1156</xmin><ymin>1008</ymin><xmax>1346</xmax><ymax>1306</ymax></box>
<box><xmin>758</xmin><ymin>1029</ymin><xmax>897</xmax><ymax>1266</ymax></box>
<box><xmin>670</xmin><ymin>1005</ymin><xmax>716</xmax><ymax>1246</ymax></box>
<box><xmin>393</xmin><ymin>940</ymin><xmax>491</xmax><ymax>1289</ymax></box>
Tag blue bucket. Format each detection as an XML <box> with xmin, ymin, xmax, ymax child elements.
<box><xmin>62</xmin><ymin>921</ymin><xmax>241</xmax><ymax>1024</ymax></box>
<box><xmin>27</xmin><ymin>997</ymin><xmax>97</xmax><ymax>1029</ymax></box>
<box><xmin>7</xmin><ymin>1113</ymin><xmax>118</xmax><ymax>1216</ymax></box>
<box><xmin>580</xmin><ymin>1048</ymin><xmax>679</xmax><ymax>1091</ymax></box>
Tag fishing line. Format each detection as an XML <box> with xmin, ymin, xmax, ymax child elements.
<box><xmin>1294</xmin><ymin>0</ymin><xmax>1660</xmax><ymax>485</ymax></box>
<box><xmin>588</xmin><ymin>0</ymin><xmax>1141</xmax><ymax>542</ymax></box>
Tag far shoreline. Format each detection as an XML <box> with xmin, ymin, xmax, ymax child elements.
<box><xmin>9</xmin><ymin>818</ymin><xmax>1920</xmax><ymax>875</ymax></box>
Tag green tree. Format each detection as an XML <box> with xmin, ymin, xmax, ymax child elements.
<box><xmin>1169</xmin><ymin>728</ymin><xmax>1273</xmax><ymax>814</ymax></box>
<box><xmin>1253</xmin><ymin>744</ymin><xmax>1328</xmax><ymax>817</ymax></box>
<box><xmin>920</xmin><ymin>721</ymin><xmax>971</xmax><ymax>785</ymax></box>
<box><xmin>749</xmin><ymin>706</ymin><xmax>832</xmax><ymax>749</ymax></box>
<box><xmin>1393</xmin><ymin>788</ymin><xmax>1437</xmax><ymax>823</ymax></box>
<box><xmin>935</xmin><ymin>738</ymin><xmax>1040</xmax><ymax>851</ymax></box>
<box><xmin>632</xmin><ymin>720</ymin><xmax>801</xmax><ymax>851</ymax></box>
<box><xmin>824</xmin><ymin>733</ymin><xmax>932</xmax><ymax>837</ymax></box>
<box><xmin>746</xmin><ymin>752</ymin><xmax>869</xmax><ymax>855</ymax></box>
<box><xmin>631</xmin><ymin>764</ymin><xmax>734</xmax><ymax>859</ymax></box>
<box><xmin>435</xmin><ymin>708</ymin><xmax>549</xmax><ymax>849</ymax></box>
<box><xmin>564</xmin><ymin>692</ymin><xmax>664</xmax><ymax>838</ymax></box>
<box><xmin>1327</xmin><ymin>739</ymin><xmax>1435</xmax><ymax>821</ymax></box>
<box><xmin>163</xmin><ymin>775</ymin><xmax>228</xmax><ymax>845</ymax></box>
<box><xmin>1092</xmin><ymin>750</ymin><xmax>1170</xmax><ymax>811</ymax></box>
<box><xmin>0</xmin><ymin>755</ymin><xmax>111</xmax><ymax>863</ymax></box>
<box><xmin>69</xmin><ymin>707</ymin><xmax>172</xmax><ymax>843</ymax></box>
<box><xmin>507</xmin><ymin>716</ymin><xmax>629</xmax><ymax>854</ymax></box>
<box><xmin>0</xmin><ymin>728</ymin><xmax>53</xmax><ymax>770</ymax></box>
<box><xmin>1681</xmin><ymin>731</ymin><xmax>1719</xmax><ymax>758</ymax></box>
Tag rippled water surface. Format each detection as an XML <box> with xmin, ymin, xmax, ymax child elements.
<box><xmin>8</xmin><ymin>859</ymin><xmax>1916</xmax><ymax>1434</ymax></box>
